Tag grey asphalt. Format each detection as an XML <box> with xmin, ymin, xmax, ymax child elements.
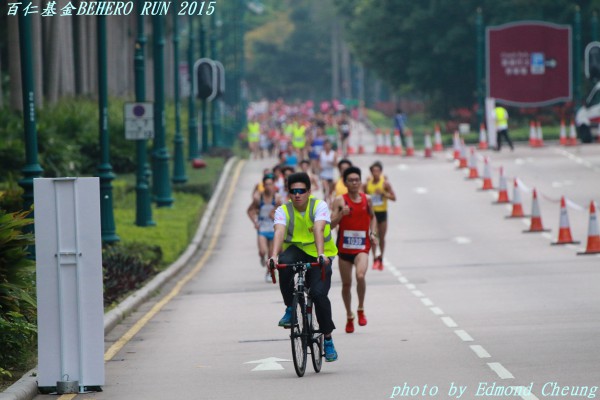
<box><xmin>6</xmin><ymin>125</ymin><xmax>600</xmax><ymax>400</ymax></box>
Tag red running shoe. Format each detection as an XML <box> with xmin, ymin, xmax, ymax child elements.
<box><xmin>372</xmin><ymin>258</ymin><xmax>381</xmax><ymax>270</ymax></box>
<box><xmin>357</xmin><ymin>310</ymin><xmax>367</xmax><ymax>326</ymax></box>
<box><xmin>345</xmin><ymin>314</ymin><xmax>355</xmax><ymax>333</ymax></box>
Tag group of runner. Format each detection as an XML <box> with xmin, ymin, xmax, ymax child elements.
<box><xmin>246</xmin><ymin>101</ymin><xmax>397</xmax><ymax>335</ymax></box>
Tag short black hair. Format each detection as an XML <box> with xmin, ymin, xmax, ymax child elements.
<box><xmin>262</xmin><ymin>174</ymin><xmax>274</xmax><ymax>183</ymax></box>
<box><xmin>343</xmin><ymin>166</ymin><xmax>362</xmax><ymax>182</ymax></box>
<box><xmin>286</xmin><ymin>172</ymin><xmax>311</xmax><ymax>190</ymax></box>
<box><xmin>300</xmin><ymin>159</ymin><xmax>310</xmax><ymax>166</ymax></box>
<box><xmin>370</xmin><ymin>161</ymin><xmax>383</xmax><ymax>171</ymax></box>
<box><xmin>338</xmin><ymin>158</ymin><xmax>352</xmax><ymax>169</ymax></box>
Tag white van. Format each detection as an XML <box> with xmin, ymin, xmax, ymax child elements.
<box><xmin>575</xmin><ymin>82</ymin><xmax>600</xmax><ymax>143</ymax></box>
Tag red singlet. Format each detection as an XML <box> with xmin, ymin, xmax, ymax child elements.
<box><xmin>337</xmin><ymin>193</ymin><xmax>371</xmax><ymax>254</ymax></box>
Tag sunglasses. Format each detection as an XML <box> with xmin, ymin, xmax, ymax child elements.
<box><xmin>289</xmin><ymin>188</ymin><xmax>308</xmax><ymax>195</ymax></box>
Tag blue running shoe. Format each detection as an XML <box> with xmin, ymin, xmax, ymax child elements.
<box><xmin>278</xmin><ymin>306</ymin><xmax>293</xmax><ymax>328</ymax></box>
<box><xmin>324</xmin><ymin>338</ymin><xmax>338</xmax><ymax>362</ymax></box>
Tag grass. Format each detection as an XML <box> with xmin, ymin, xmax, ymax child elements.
<box><xmin>112</xmin><ymin>156</ymin><xmax>226</xmax><ymax>267</ymax></box>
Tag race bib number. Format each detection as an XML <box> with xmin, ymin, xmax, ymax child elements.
<box><xmin>342</xmin><ymin>230</ymin><xmax>366</xmax><ymax>250</ymax></box>
<box><xmin>371</xmin><ymin>194</ymin><xmax>383</xmax><ymax>206</ymax></box>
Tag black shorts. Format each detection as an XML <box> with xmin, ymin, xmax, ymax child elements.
<box><xmin>338</xmin><ymin>252</ymin><xmax>357</xmax><ymax>264</ymax></box>
<box><xmin>374</xmin><ymin>211</ymin><xmax>387</xmax><ymax>223</ymax></box>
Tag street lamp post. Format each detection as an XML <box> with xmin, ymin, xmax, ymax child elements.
<box><xmin>134</xmin><ymin>0</ymin><xmax>155</xmax><ymax>226</ymax></box>
<box><xmin>152</xmin><ymin>7</ymin><xmax>174</xmax><ymax>207</ymax></box>
<box><xmin>17</xmin><ymin>9</ymin><xmax>43</xmax><ymax>214</ymax></box>
<box><xmin>97</xmin><ymin>10</ymin><xmax>120</xmax><ymax>243</ymax></box>
<box><xmin>199</xmin><ymin>19</ymin><xmax>209</xmax><ymax>153</ymax></box>
<box><xmin>187</xmin><ymin>14</ymin><xmax>199</xmax><ymax>160</ymax></box>
<box><xmin>172</xmin><ymin>0</ymin><xmax>188</xmax><ymax>184</ymax></box>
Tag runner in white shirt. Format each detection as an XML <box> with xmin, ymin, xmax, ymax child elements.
<box><xmin>318</xmin><ymin>139</ymin><xmax>337</xmax><ymax>205</ymax></box>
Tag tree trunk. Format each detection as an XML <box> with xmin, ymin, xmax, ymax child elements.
<box><xmin>58</xmin><ymin>14</ymin><xmax>75</xmax><ymax>97</ymax></box>
<box><xmin>43</xmin><ymin>14</ymin><xmax>61</xmax><ymax>103</ymax></box>
<box><xmin>331</xmin><ymin>19</ymin><xmax>340</xmax><ymax>100</ymax></box>
<box><xmin>8</xmin><ymin>15</ymin><xmax>22</xmax><ymax>111</ymax></box>
<box><xmin>87</xmin><ymin>16</ymin><xmax>97</xmax><ymax>95</ymax></box>
<box><xmin>73</xmin><ymin>15</ymin><xmax>90</xmax><ymax>95</ymax></box>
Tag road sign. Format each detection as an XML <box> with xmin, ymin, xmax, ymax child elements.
<box><xmin>487</xmin><ymin>21</ymin><xmax>572</xmax><ymax>106</ymax></box>
<box><xmin>124</xmin><ymin>102</ymin><xmax>154</xmax><ymax>140</ymax></box>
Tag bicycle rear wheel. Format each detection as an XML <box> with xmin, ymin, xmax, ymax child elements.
<box><xmin>291</xmin><ymin>294</ymin><xmax>307</xmax><ymax>377</ymax></box>
<box><xmin>309</xmin><ymin>304</ymin><xmax>323</xmax><ymax>373</ymax></box>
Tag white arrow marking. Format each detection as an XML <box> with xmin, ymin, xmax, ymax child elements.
<box><xmin>453</xmin><ymin>236</ymin><xmax>472</xmax><ymax>244</ymax></box>
<box><xmin>413</xmin><ymin>187</ymin><xmax>429</xmax><ymax>194</ymax></box>
<box><xmin>245</xmin><ymin>357</ymin><xmax>290</xmax><ymax>371</ymax></box>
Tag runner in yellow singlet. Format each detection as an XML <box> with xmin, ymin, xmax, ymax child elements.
<box><xmin>334</xmin><ymin>159</ymin><xmax>352</xmax><ymax>198</ymax></box>
<box><xmin>362</xmin><ymin>161</ymin><xmax>396</xmax><ymax>270</ymax></box>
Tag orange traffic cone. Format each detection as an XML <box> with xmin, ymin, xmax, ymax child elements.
<box><xmin>424</xmin><ymin>133</ymin><xmax>433</xmax><ymax>158</ymax></box>
<box><xmin>467</xmin><ymin>147</ymin><xmax>479</xmax><ymax>179</ymax></box>
<box><xmin>347</xmin><ymin>145</ymin><xmax>355</xmax><ymax>155</ymax></box>
<box><xmin>529</xmin><ymin>121</ymin><xmax>538</xmax><ymax>147</ymax></box>
<box><xmin>568</xmin><ymin>119</ymin><xmax>578</xmax><ymax>146</ymax></box>
<box><xmin>551</xmin><ymin>197</ymin><xmax>580</xmax><ymax>245</ymax></box>
<box><xmin>375</xmin><ymin>129</ymin><xmax>383</xmax><ymax>154</ymax></box>
<box><xmin>453</xmin><ymin>131</ymin><xmax>461</xmax><ymax>160</ymax></box>
<box><xmin>577</xmin><ymin>201</ymin><xmax>600</xmax><ymax>255</ymax></box>
<box><xmin>523</xmin><ymin>189</ymin><xmax>550</xmax><ymax>232</ymax></box>
<box><xmin>506</xmin><ymin>178</ymin><xmax>526</xmax><ymax>218</ymax></box>
<box><xmin>479</xmin><ymin>157</ymin><xmax>494</xmax><ymax>190</ymax></box>
<box><xmin>559</xmin><ymin>118</ymin><xmax>567</xmax><ymax>146</ymax></box>
<box><xmin>393</xmin><ymin>129</ymin><xmax>404</xmax><ymax>155</ymax></box>
<box><xmin>536</xmin><ymin>121</ymin><xmax>544</xmax><ymax>147</ymax></box>
<box><xmin>405</xmin><ymin>129</ymin><xmax>415</xmax><ymax>156</ymax></box>
<box><xmin>457</xmin><ymin>139</ymin><xmax>468</xmax><ymax>169</ymax></box>
<box><xmin>383</xmin><ymin>129</ymin><xmax>392</xmax><ymax>154</ymax></box>
<box><xmin>478</xmin><ymin>123</ymin><xmax>488</xmax><ymax>150</ymax></box>
<box><xmin>358</xmin><ymin>131</ymin><xmax>365</xmax><ymax>154</ymax></box>
<box><xmin>433</xmin><ymin>124</ymin><xmax>443</xmax><ymax>151</ymax></box>
<box><xmin>493</xmin><ymin>167</ymin><xmax>510</xmax><ymax>204</ymax></box>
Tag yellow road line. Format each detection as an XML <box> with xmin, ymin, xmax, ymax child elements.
<box><xmin>56</xmin><ymin>160</ymin><xmax>244</xmax><ymax>399</ymax></box>
<box><xmin>105</xmin><ymin>160</ymin><xmax>244</xmax><ymax>361</ymax></box>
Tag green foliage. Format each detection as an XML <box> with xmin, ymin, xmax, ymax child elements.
<box><xmin>102</xmin><ymin>242</ymin><xmax>162</xmax><ymax>305</ymax></box>
<box><xmin>0</xmin><ymin>183</ymin><xmax>24</xmax><ymax>213</ymax></box>
<box><xmin>334</xmin><ymin>0</ymin><xmax>597</xmax><ymax>116</ymax></box>
<box><xmin>0</xmin><ymin>210</ymin><xmax>37</xmax><ymax>378</ymax></box>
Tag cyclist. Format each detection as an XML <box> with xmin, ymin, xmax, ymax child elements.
<box><xmin>248</xmin><ymin>174</ymin><xmax>282</xmax><ymax>281</ymax></box>
<box><xmin>331</xmin><ymin>166</ymin><xmax>378</xmax><ymax>333</ymax></box>
<box><xmin>363</xmin><ymin>161</ymin><xmax>396</xmax><ymax>270</ymax></box>
<box><xmin>268</xmin><ymin>172</ymin><xmax>339</xmax><ymax>362</ymax></box>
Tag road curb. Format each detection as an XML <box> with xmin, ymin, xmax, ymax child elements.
<box><xmin>0</xmin><ymin>157</ymin><xmax>239</xmax><ymax>400</ymax></box>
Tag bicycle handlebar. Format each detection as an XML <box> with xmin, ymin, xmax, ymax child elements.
<box><xmin>268</xmin><ymin>259</ymin><xmax>326</xmax><ymax>284</ymax></box>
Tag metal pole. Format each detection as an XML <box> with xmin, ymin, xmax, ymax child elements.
<box><xmin>574</xmin><ymin>5</ymin><xmax>582</xmax><ymax>108</ymax></box>
<box><xmin>187</xmin><ymin>13</ymin><xmax>199</xmax><ymax>160</ymax></box>
<box><xmin>592</xmin><ymin>11</ymin><xmax>599</xmax><ymax>42</ymax></box>
<box><xmin>200</xmin><ymin>19</ymin><xmax>209</xmax><ymax>153</ymax></box>
<box><xmin>476</xmin><ymin>7</ymin><xmax>485</xmax><ymax>127</ymax></box>
<box><xmin>97</xmin><ymin>8</ymin><xmax>120</xmax><ymax>243</ymax></box>
<box><xmin>134</xmin><ymin>0</ymin><xmax>155</xmax><ymax>226</ymax></box>
<box><xmin>172</xmin><ymin>0</ymin><xmax>188</xmax><ymax>184</ymax></box>
<box><xmin>152</xmin><ymin>6</ymin><xmax>174</xmax><ymax>207</ymax></box>
<box><xmin>210</xmin><ymin>13</ymin><xmax>221</xmax><ymax>148</ymax></box>
<box><xmin>17</xmin><ymin>9</ymin><xmax>43</xmax><ymax>214</ymax></box>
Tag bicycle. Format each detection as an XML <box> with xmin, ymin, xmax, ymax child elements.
<box><xmin>269</xmin><ymin>259</ymin><xmax>325</xmax><ymax>377</ymax></box>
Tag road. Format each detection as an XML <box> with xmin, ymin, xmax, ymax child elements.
<box><xmin>34</xmin><ymin>130</ymin><xmax>600</xmax><ymax>400</ymax></box>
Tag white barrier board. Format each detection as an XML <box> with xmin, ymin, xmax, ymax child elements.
<box><xmin>34</xmin><ymin>178</ymin><xmax>105</xmax><ymax>389</ymax></box>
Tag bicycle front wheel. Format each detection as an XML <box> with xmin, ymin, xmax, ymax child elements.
<box><xmin>309</xmin><ymin>304</ymin><xmax>323</xmax><ymax>373</ymax></box>
<box><xmin>291</xmin><ymin>294</ymin><xmax>307</xmax><ymax>377</ymax></box>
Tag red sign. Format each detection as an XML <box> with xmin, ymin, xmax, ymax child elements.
<box><xmin>487</xmin><ymin>21</ymin><xmax>571</xmax><ymax>106</ymax></box>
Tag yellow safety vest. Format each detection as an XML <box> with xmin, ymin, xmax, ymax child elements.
<box><xmin>495</xmin><ymin>107</ymin><xmax>508</xmax><ymax>128</ymax></box>
<box><xmin>282</xmin><ymin>197</ymin><xmax>337</xmax><ymax>257</ymax></box>
<box><xmin>292</xmin><ymin>125</ymin><xmax>307</xmax><ymax>149</ymax></box>
<box><xmin>247</xmin><ymin>122</ymin><xmax>260</xmax><ymax>143</ymax></box>
<box><xmin>366</xmin><ymin>176</ymin><xmax>387</xmax><ymax>212</ymax></box>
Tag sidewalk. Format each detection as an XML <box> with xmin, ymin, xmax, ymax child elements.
<box><xmin>0</xmin><ymin>157</ymin><xmax>239</xmax><ymax>400</ymax></box>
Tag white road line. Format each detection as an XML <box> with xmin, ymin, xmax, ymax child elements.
<box><xmin>421</xmin><ymin>298</ymin><xmax>434</xmax><ymax>306</ymax></box>
<box><xmin>399</xmin><ymin>277</ymin><xmax>408</xmax><ymax>284</ymax></box>
<box><xmin>470</xmin><ymin>345</ymin><xmax>491</xmax><ymax>358</ymax></box>
<box><xmin>487</xmin><ymin>362</ymin><xmax>515</xmax><ymax>379</ymax></box>
<box><xmin>542</xmin><ymin>232</ymin><xmax>552</xmax><ymax>240</ymax></box>
<box><xmin>430</xmin><ymin>307</ymin><xmax>444</xmax><ymax>315</ymax></box>
<box><xmin>454</xmin><ymin>330</ymin><xmax>474</xmax><ymax>342</ymax></box>
<box><xmin>411</xmin><ymin>290</ymin><xmax>425</xmax><ymax>297</ymax></box>
<box><xmin>405</xmin><ymin>283</ymin><xmax>416</xmax><ymax>290</ymax></box>
<box><xmin>521</xmin><ymin>219</ymin><xmax>530</xmax><ymax>227</ymax></box>
<box><xmin>441</xmin><ymin>316</ymin><xmax>458</xmax><ymax>328</ymax></box>
<box><xmin>453</xmin><ymin>236</ymin><xmax>472</xmax><ymax>244</ymax></box>
<box><xmin>505</xmin><ymin>205</ymin><xmax>512</xmax><ymax>212</ymax></box>
<box><xmin>391</xmin><ymin>270</ymin><xmax>401</xmax><ymax>277</ymax></box>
